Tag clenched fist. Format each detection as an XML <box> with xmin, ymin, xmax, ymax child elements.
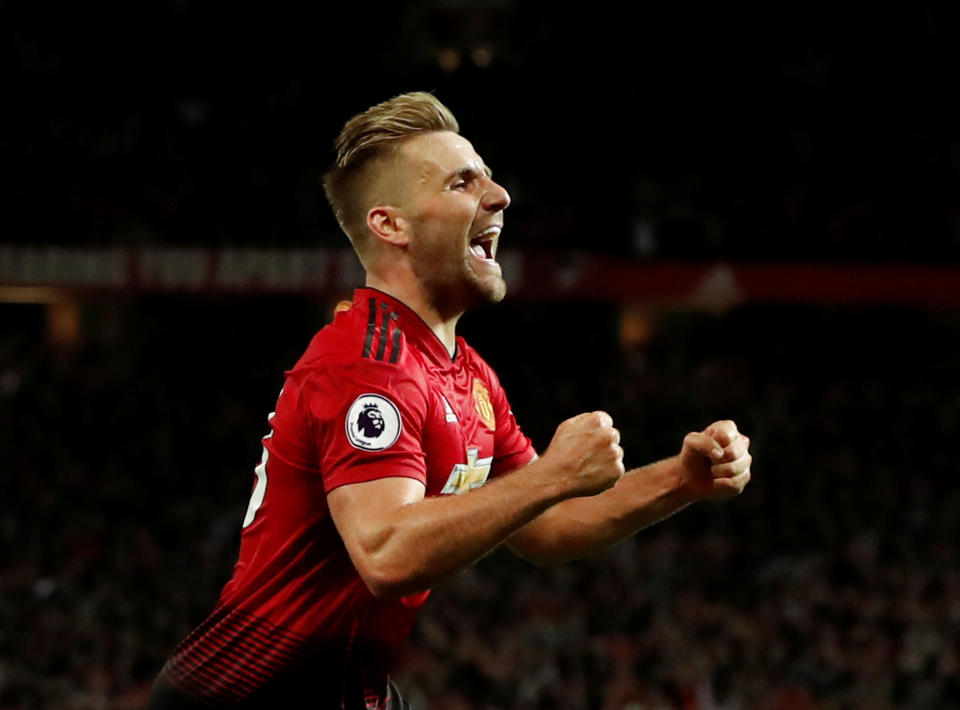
<box><xmin>539</xmin><ymin>411</ymin><xmax>626</xmax><ymax>497</ymax></box>
<box><xmin>678</xmin><ymin>419</ymin><xmax>752</xmax><ymax>499</ymax></box>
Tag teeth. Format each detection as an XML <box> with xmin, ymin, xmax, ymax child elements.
<box><xmin>470</xmin><ymin>226</ymin><xmax>500</xmax><ymax>261</ymax></box>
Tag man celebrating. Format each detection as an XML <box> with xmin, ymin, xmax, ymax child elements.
<box><xmin>148</xmin><ymin>92</ymin><xmax>751</xmax><ymax>709</ymax></box>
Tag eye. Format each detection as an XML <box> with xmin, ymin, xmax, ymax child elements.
<box><xmin>451</xmin><ymin>181</ymin><xmax>468</xmax><ymax>191</ymax></box>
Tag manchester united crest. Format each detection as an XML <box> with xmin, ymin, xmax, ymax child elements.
<box><xmin>472</xmin><ymin>378</ymin><xmax>495</xmax><ymax>431</ymax></box>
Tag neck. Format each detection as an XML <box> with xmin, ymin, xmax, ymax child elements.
<box><xmin>365</xmin><ymin>274</ymin><xmax>461</xmax><ymax>358</ymax></box>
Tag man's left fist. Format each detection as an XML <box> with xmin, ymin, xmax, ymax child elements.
<box><xmin>680</xmin><ymin>419</ymin><xmax>752</xmax><ymax>498</ymax></box>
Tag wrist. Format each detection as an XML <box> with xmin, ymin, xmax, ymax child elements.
<box><xmin>656</xmin><ymin>454</ymin><xmax>699</xmax><ymax>507</ymax></box>
<box><xmin>519</xmin><ymin>455</ymin><xmax>581</xmax><ymax>506</ymax></box>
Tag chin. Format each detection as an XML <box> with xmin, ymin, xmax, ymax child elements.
<box><xmin>471</xmin><ymin>275</ymin><xmax>507</xmax><ymax>305</ymax></box>
<box><xmin>487</xmin><ymin>281</ymin><xmax>507</xmax><ymax>303</ymax></box>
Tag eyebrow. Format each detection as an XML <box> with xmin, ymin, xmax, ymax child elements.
<box><xmin>451</xmin><ymin>165</ymin><xmax>493</xmax><ymax>182</ymax></box>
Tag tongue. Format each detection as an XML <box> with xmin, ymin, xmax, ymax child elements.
<box><xmin>470</xmin><ymin>243</ymin><xmax>487</xmax><ymax>259</ymax></box>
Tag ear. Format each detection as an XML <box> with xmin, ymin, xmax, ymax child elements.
<box><xmin>366</xmin><ymin>206</ymin><xmax>410</xmax><ymax>247</ymax></box>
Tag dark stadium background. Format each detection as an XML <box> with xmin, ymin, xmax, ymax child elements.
<box><xmin>2</xmin><ymin>4</ymin><xmax>958</xmax><ymax>708</ymax></box>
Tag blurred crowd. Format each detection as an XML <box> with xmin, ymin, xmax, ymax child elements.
<box><xmin>2</xmin><ymin>298</ymin><xmax>958</xmax><ymax>709</ymax></box>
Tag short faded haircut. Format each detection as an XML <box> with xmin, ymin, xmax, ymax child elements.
<box><xmin>322</xmin><ymin>92</ymin><xmax>460</xmax><ymax>245</ymax></box>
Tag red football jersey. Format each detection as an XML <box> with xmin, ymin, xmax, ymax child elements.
<box><xmin>158</xmin><ymin>288</ymin><xmax>536</xmax><ymax>708</ymax></box>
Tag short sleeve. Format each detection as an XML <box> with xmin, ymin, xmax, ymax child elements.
<box><xmin>303</xmin><ymin>359</ymin><xmax>430</xmax><ymax>492</ymax></box>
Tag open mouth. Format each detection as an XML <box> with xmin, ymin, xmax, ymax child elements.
<box><xmin>469</xmin><ymin>226</ymin><xmax>499</xmax><ymax>261</ymax></box>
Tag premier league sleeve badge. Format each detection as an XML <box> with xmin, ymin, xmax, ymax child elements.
<box><xmin>345</xmin><ymin>394</ymin><xmax>402</xmax><ymax>451</ymax></box>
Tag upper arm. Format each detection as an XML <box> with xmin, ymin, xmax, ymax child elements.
<box><xmin>304</xmin><ymin>362</ymin><xmax>431</xmax><ymax>591</ymax></box>
<box><xmin>303</xmin><ymin>359</ymin><xmax>431</xmax><ymax>490</ymax></box>
<box><xmin>326</xmin><ymin>476</ymin><xmax>427</xmax><ymax>583</ymax></box>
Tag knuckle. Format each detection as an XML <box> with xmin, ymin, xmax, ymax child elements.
<box><xmin>715</xmin><ymin>421</ymin><xmax>735</xmax><ymax>435</ymax></box>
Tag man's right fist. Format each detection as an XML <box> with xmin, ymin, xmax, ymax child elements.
<box><xmin>541</xmin><ymin>411</ymin><xmax>625</xmax><ymax>496</ymax></box>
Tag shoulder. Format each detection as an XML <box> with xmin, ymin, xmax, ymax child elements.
<box><xmin>290</xmin><ymin>305</ymin><xmax>369</xmax><ymax>371</ymax></box>
<box><xmin>287</xmin><ymin>310</ymin><xmax>431</xmax><ymax>422</ymax></box>
<box><xmin>295</xmin><ymin>298</ymin><xmax>430</xmax><ymax>372</ymax></box>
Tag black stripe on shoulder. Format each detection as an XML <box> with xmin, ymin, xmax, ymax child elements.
<box><xmin>375</xmin><ymin>302</ymin><xmax>391</xmax><ymax>361</ymax></box>
<box><xmin>361</xmin><ymin>298</ymin><xmax>377</xmax><ymax>358</ymax></box>
<box><xmin>361</xmin><ymin>300</ymin><xmax>401</xmax><ymax>363</ymax></box>
<box><xmin>388</xmin><ymin>312</ymin><xmax>402</xmax><ymax>364</ymax></box>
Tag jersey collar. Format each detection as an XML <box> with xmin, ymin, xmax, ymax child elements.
<box><xmin>353</xmin><ymin>288</ymin><xmax>458</xmax><ymax>368</ymax></box>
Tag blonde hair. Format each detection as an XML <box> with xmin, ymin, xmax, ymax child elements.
<box><xmin>322</xmin><ymin>92</ymin><xmax>460</xmax><ymax>245</ymax></box>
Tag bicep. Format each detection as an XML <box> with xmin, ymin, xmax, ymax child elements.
<box><xmin>327</xmin><ymin>476</ymin><xmax>427</xmax><ymax>560</ymax></box>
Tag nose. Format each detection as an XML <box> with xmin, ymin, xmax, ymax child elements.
<box><xmin>482</xmin><ymin>178</ymin><xmax>511</xmax><ymax>212</ymax></box>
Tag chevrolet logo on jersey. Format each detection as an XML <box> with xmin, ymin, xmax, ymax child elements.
<box><xmin>472</xmin><ymin>378</ymin><xmax>495</xmax><ymax>431</ymax></box>
<box><xmin>440</xmin><ymin>447</ymin><xmax>493</xmax><ymax>495</ymax></box>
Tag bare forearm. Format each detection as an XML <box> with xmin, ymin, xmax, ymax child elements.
<box><xmin>353</xmin><ymin>464</ymin><xmax>568</xmax><ymax>598</ymax></box>
<box><xmin>508</xmin><ymin>456</ymin><xmax>693</xmax><ymax>563</ymax></box>
<box><xmin>331</xmin><ymin>410</ymin><xmax>627</xmax><ymax>598</ymax></box>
